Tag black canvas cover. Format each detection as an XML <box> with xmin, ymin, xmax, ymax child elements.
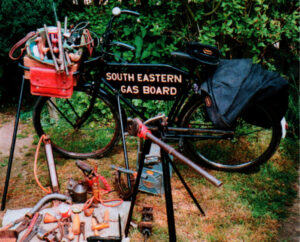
<box><xmin>201</xmin><ymin>59</ymin><xmax>289</xmax><ymax>129</ymax></box>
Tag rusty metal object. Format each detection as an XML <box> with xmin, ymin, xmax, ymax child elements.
<box><xmin>67</xmin><ymin>226</ymin><xmax>75</xmax><ymax>241</ymax></box>
<box><xmin>0</xmin><ymin>230</ymin><xmax>18</xmax><ymax>242</ymax></box>
<box><xmin>141</xmin><ymin>206</ymin><xmax>153</xmax><ymax>222</ymax></box>
<box><xmin>138</xmin><ymin>221</ymin><xmax>152</xmax><ymax>241</ymax></box>
<box><xmin>84</xmin><ymin>207</ymin><xmax>94</xmax><ymax>217</ymax></box>
<box><xmin>26</xmin><ymin>193</ymin><xmax>71</xmax><ymax>218</ymax></box>
<box><xmin>112</xmin><ymin>166</ymin><xmax>137</xmax><ymax>200</ymax></box>
<box><xmin>138</xmin><ymin>206</ymin><xmax>154</xmax><ymax>241</ymax></box>
<box><xmin>57</xmin><ymin>21</ymin><xmax>65</xmax><ymax>72</ymax></box>
<box><xmin>37</xmin><ymin>225</ymin><xmax>59</xmax><ymax>241</ymax></box>
<box><xmin>80</xmin><ymin>222</ymin><xmax>85</xmax><ymax>241</ymax></box>
<box><xmin>0</xmin><ymin>216</ymin><xmax>25</xmax><ymax>232</ymax></box>
<box><xmin>21</xmin><ymin>213</ymin><xmax>43</xmax><ymax>242</ymax></box>
<box><xmin>72</xmin><ymin>182</ymin><xmax>88</xmax><ymax>203</ymax></box>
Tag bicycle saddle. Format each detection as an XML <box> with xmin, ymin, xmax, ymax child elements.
<box><xmin>171</xmin><ymin>42</ymin><xmax>220</xmax><ymax>66</ymax></box>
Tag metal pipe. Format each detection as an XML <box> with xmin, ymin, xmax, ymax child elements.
<box><xmin>117</xmin><ymin>95</ymin><xmax>131</xmax><ymax>189</ymax></box>
<box><xmin>26</xmin><ymin>193</ymin><xmax>71</xmax><ymax>218</ymax></box>
<box><xmin>161</xmin><ymin>150</ymin><xmax>176</xmax><ymax>241</ymax></box>
<box><xmin>44</xmin><ymin>137</ymin><xmax>59</xmax><ymax>193</ymax></box>
<box><xmin>57</xmin><ymin>21</ymin><xmax>65</xmax><ymax>73</ymax></box>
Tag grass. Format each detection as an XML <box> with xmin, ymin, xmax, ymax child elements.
<box><xmin>0</xmin><ymin>114</ymin><xmax>298</xmax><ymax>241</ymax></box>
<box><xmin>0</xmin><ymin>157</ymin><xmax>8</xmax><ymax>167</ymax></box>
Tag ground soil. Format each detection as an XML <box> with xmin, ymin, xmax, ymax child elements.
<box><xmin>0</xmin><ymin>112</ymin><xmax>299</xmax><ymax>241</ymax></box>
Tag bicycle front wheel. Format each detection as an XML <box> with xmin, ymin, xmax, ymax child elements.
<box><xmin>33</xmin><ymin>88</ymin><xmax>122</xmax><ymax>159</ymax></box>
<box><xmin>179</xmin><ymin>96</ymin><xmax>282</xmax><ymax>171</ymax></box>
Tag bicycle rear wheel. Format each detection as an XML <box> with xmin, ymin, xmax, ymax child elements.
<box><xmin>179</xmin><ymin>95</ymin><xmax>282</xmax><ymax>171</ymax></box>
<box><xmin>33</xmin><ymin>88</ymin><xmax>122</xmax><ymax>159</ymax></box>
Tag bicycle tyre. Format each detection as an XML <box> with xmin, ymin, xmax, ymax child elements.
<box><xmin>33</xmin><ymin>87</ymin><xmax>122</xmax><ymax>159</ymax></box>
<box><xmin>179</xmin><ymin>95</ymin><xmax>282</xmax><ymax>171</ymax></box>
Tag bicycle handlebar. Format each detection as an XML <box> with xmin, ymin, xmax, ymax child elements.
<box><xmin>110</xmin><ymin>41</ymin><xmax>136</xmax><ymax>52</ymax></box>
<box><xmin>120</xmin><ymin>9</ymin><xmax>140</xmax><ymax>17</ymax></box>
<box><xmin>102</xmin><ymin>7</ymin><xmax>140</xmax><ymax>50</ymax></box>
<box><xmin>112</xmin><ymin>7</ymin><xmax>140</xmax><ymax>17</ymax></box>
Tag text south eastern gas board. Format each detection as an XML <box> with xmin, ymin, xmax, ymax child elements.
<box><xmin>105</xmin><ymin>72</ymin><xmax>185</xmax><ymax>100</ymax></box>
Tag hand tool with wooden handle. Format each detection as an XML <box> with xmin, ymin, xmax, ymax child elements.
<box><xmin>44</xmin><ymin>24</ymin><xmax>59</xmax><ymax>71</ymax></box>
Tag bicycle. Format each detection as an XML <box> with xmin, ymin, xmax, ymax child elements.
<box><xmin>32</xmin><ymin>7</ymin><xmax>282</xmax><ymax>171</ymax></box>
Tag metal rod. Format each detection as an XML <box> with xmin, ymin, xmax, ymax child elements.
<box><xmin>165</xmin><ymin>134</ymin><xmax>229</xmax><ymax>139</ymax></box>
<box><xmin>1</xmin><ymin>76</ymin><xmax>25</xmax><ymax>210</ymax></box>
<box><xmin>52</xmin><ymin>1</ymin><xmax>58</xmax><ymax>23</ymax></box>
<box><xmin>161</xmin><ymin>150</ymin><xmax>176</xmax><ymax>241</ymax></box>
<box><xmin>125</xmin><ymin>140</ymin><xmax>151</xmax><ymax>236</ymax></box>
<box><xmin>57</xmin><ymin>21</ymin><xmax>66</xmax><ymax>73</ymax></box>
<box><xmin>166</xmin><ymin>126</ymin><xmax>234</xmax><ymax>134</ymax></box>
<box><xmin>64</xmin><ymin>16</ymin><xmax>68</xmax><ymax>34</ymax></box>
<box><xmin>44</xmin><ymin>24</ymin><xmax>59</xmax><ymax>71</ymax></box>
<box><xmin>166</xmin><ymin>154</ymin><xmax>205</xmax><ymax>216</ymax></box>
<box><xmin>44</xmin><ymin>138</ymin><xmax>59</xmax><ymax>193</ymax></box>
<box><xmin>117</xmin><ymin>95</ymin><xmax>131</xmax><ymax>189</ymax></box>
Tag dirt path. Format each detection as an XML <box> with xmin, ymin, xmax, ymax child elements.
<box><xmin>0</xmin><ymin>113</ymin><xmax>35</xmax><ymax>223</ymax></box>
<box><xmin>0</xmin><ymin>119</ymin><xmax>34</xmax><ymax>159</ymax></box>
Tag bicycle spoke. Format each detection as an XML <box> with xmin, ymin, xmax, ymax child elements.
<box><xmin>48</xmin><ymin>99</ymin><xmax>76</xmax><ymax>128</ymax></box>
<box><xmin>66</xmin><ymin>99</ymin><xmax>80</xmax><ymax>119</ymax></box>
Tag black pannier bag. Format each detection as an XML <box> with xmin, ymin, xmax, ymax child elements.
<box><xmin>201</xmin><ymin>59</ymin><xmax>289</xmax><ymax>129</ymax></box>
